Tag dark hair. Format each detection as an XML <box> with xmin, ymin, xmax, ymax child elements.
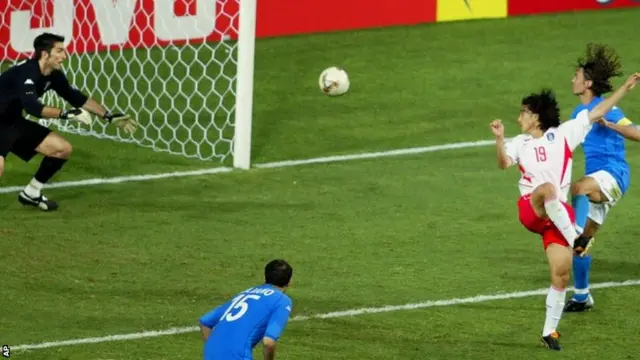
<box><xmin>264</xmin><ymin>259</ymin><xmax>292</xmax><ymax>287</ymax></box>
<box><xmin>577</xmin><ymin>43</ymin><xmax>623</xmax><ymax>96</ymax></box>
<box><xmin>521</xmin><ymin>89</ymin><xmax>561</xmax><ymax>131</ymax></box>
<box><xmin>33</xmin><ymin>33</ymin><xmax>65</xmax><ymax>60</ymax></box>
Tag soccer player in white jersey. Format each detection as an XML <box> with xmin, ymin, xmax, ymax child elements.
<box><xmin>490</xmin><ymin>72</ymin><xmax>640</xmax><ymax>351</ymax></box>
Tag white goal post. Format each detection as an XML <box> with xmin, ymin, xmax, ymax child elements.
<box><xmin>0</xmin><ymin>0</ymin><xmax>257</xmax><ymax>169</ymax></box>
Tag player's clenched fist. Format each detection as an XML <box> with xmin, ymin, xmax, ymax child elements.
<box><xmin>490</xmin><ymin>119</ymin><xmax>504</xmax><ymax>138</ymax></box>
<box><xmin>624</xmin><ymin>72</ymin><xmax>640</xmax><ymax>90</ymax></box>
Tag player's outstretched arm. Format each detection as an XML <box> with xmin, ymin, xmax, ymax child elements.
<box><xmin>81</xmin><ymin>98</ymin><xmax>109</xmax><ymax>118</ymax></box>
<box><xmin>82</xmin><ymin>98</ymin><xmax>138</xmax><ymax>134</ymax></box>
<box><xmin>51</xmin><ymin>72</ymin><xmax>138</xmax><ymax>133</ymax></box>
<box><xmin>598</xmin><ymin>119</ymin><xmax>640</xmax><ymax>141</ymax></box>
<box><xmin>490</xmin><ymin>119</ymin><xmax>513</xmax><ymax>169</ymax></box>
<box><xmin>588</xmin><ymin>73</ymin><xmax>640</xmax><ymax>123</ymax></box>
<box><xmin>20</xmin><ymin>88</ymin><xmax>91</xmax><ymax>123</ymax></box>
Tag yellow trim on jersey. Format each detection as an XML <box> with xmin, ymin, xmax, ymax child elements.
<box><xmin>617</xmin><ymin>117</ymin><xmax>632</xmax><ymax>126</ymax></box>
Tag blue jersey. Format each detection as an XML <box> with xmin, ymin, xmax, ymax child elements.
<box><xmin>571</xmin><ymin>96</ymin><xmax>632</xmax><ymax>194</ymax></box>
<box><xmin>199</xmin><ymin>284</ymin><xmax>292</xmax><ymax>360</ymax></box>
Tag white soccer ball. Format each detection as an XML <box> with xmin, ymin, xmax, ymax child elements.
<box><xmin>318</xmin><ymin>66</ymin><xmax>350</xmax><ymax>96</ymax></box>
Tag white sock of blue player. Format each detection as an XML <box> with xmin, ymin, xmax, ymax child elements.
<box><xmin>544</xmin><ymin>198</ymin><xmax>578</xmax><ymax>247</ymax></box>
<box><xmin>543</xmin><ymin>286</ymin><xmax>566</xmax><ymax>336</ymax></box>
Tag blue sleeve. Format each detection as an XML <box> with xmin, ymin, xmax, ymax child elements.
<box><xmin>570</xmin><ymin>105</ymin><xmax>581</xmax><ymax>120</ymax></box>
<box><xmin>604</xmin><ymin>106</ymin><xmax>629</xmax><ymax>124</ymax></box>
<box><xmin>264</xmin><ymin>298</ymin><xmax>292</xmax><ymax>341</ymax></box>
<box><xmin>199</xmin><ymin>300</ymin><xmax>231</xmax><ymax>328</ymax></box>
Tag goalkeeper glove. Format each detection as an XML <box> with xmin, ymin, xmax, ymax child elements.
<box><xmin>60</xmin><ymin>108</ymin><xmax>93</xmax><ymax>125</ymax></box>
<box><xmin>104</xmin><ymin>111</ymin><xmax>137</xmax><ymax>134</ymax></box>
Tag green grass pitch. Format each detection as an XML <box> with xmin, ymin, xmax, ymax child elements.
<box><xmin>2</xmin><ymin>7</ymin><xmax>640</xmax><ymax>360</ymax></box>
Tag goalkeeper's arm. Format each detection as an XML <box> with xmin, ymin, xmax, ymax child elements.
<box><xmin>20</xmin><ymin>84</ymin><xmax>86</xmax><ymax>121</ymax></box>
<box><xmin>51</xmin><ymin>71</ymin><xmax>138</xmax><ymax>133</ymax></box>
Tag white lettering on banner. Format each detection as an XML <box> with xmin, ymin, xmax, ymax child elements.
<box><xmin>7</xmin><ymin>0</ymin><xmax>217</xmax><ymax>54</ymax></box>
<box><xmin>154</xmin><ymin>0</ymin><xmax>217</xmax><ymax>41</ymax></box>
<box><xmin>9</xmin><ymin>0</ymin><xmax>74</xmax><ymax>53</ymax></box>
<box><xmin>90</xmin><ymin>0</ymin><xmax>137</xmax><ymax>46</ymax></box>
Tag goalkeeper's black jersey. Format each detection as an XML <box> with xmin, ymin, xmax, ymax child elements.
<box><xmin>0</xmin><ymin>59</ymin><xmax>87</xmax><ymax>124</ymax></box>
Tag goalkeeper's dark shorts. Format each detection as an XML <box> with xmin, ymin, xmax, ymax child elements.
<box><xmin>0</xmin><ymin>116</ymin><xmax>52</xmax><ymax>162</ymax></box>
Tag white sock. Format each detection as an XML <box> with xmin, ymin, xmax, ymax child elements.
<box><xmin>543</xmin><ymin>286</ymin><xmax>566</xmax><ymax>337</ymax></box>
<box><xmin>24</xmin><ymin>178</ymin><xmax>44</xmax><ymax>198</ymax></box>
<box><xmin>544</xmin><ymin>197</ymin><xmax>577</xmax><ymax>247</ymax></box>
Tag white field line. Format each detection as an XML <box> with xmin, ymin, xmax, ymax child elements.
<box><xmin>0</xmin><ymin>139</ymin><xmax>498</xmax><ymax>194</ymax></box>
<box><xmin>11</xmin><ymin>279</ymin><xmax>640</xmax><ymax>351</ymax></box>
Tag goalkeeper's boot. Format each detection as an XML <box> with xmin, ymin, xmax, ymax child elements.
<box><xmin>18</xmin><ymin>191</ymin><xmax>58</xmax><ymax>211</ymax></box>
<box><xmin>540</xmin><ymin>331</ymin><xmax>562</xmax><ymax>351</ymax></box>
<box><xmin>563</xmin><ymin>294</ymin><xmax>594</xmax><ymax>313</ymax></box>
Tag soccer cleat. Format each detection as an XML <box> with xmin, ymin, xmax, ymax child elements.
<box><xmin>541</xmin><ymin>331</ymin><xmax>562</xmax><ymax>351</ymax></box>
<box><xmin>573</xmin><ymin>236</ymin><xmax>595</xmax><ymax>256</ymax></box>
<box><xmin>563</xmin><ymin>294</ymin><xmax>594</xmax><ymax>313</ymax></box>
<box><xmin>18</xmin><ymin>191</ymin><xmax>58</xmax><ymax>211</ymax></box>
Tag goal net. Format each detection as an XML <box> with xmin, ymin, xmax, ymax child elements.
<box><xmin>0</xmin><ymin>0</ymin><xmax>256</xmax><ymax>167</ymax></box>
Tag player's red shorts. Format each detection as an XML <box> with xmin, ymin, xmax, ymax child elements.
<box><xmin>517</xmin><ymin>194</ymin><xmax>576</xmax><ymax>250</ymax></box>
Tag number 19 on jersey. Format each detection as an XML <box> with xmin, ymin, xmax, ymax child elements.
<box><xmin>535</xmin><ymin>146</ymin><xmax>547</xmax><ymax>162</ymax></box>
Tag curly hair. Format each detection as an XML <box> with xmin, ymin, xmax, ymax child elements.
<box><xmin>521</xmin><ymin>89</ymin><xmax>561</xmax><ymax>131</ymax></box>
<box><xmin>577</xmin><ymin>43</ymin><xmax>623</xmax><ymax>96</ymax></box>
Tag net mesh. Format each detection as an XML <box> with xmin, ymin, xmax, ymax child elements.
<box><xmin>0</xmin><ymin>0</ymin><xmax>240</xmax><ymax>162</ymax></box>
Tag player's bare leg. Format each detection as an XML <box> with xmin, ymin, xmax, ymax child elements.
<box><xmin>528</xmin><ymin>182</ymin><xmax>576</xmax><ymax>350</ymax></box>
<box><xmin>18</xmin><ymin>132</ymin><xmax>72</xmax><ymax>211</ymax></box>
<box><xmin>571</xmin><ymin>176</ymin><xmax>606</xmax><ymax>235</ymax></box>
<box><xmin>581</xmin><ymin>218</ymin><xmax>599</xmax><ymax>240</ymax></box>
<box><xmin>529</xmin><ymin>183</ymin><xmax>579</xmax><ymax>246</ymax></box>
<box><xmin>35</xmin><ymin>132</ymin><xmax>73</xmax><ymax>159</ymax></box>
<box><xmin>571</xmin><ymin>178</ymin><xmax>603</xmax><ymax>254</ymax></box>
<box><xmin>541</xmin><ymin>242</ymin><xmax>573</xmax><ymax>350</ymax></box>
<box><xmin>0</xmin><ymin>156</ymin><xmax>4</xmax><ymax>178</ymax></box>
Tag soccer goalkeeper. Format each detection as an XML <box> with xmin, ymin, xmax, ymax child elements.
<box><xmin>0</xmin><ymin>32</ymin><xmax>138</xmax><ymax>211</ymax></box>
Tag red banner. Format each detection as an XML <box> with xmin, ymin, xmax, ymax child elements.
<box><xmin>508</xmin><ymin>0</ymin><xmax>640</xmax><ymax>15</ymax></box>
<box><xmin>1</xmin><ymin>0</ymin><xmax>639</xmax><ymax>61</ymax></box>
<box><xmin>0</xmin><ymin>0</ymin><xmax>239</xmax><ymax>61</ymax></box>
<box><xmin>256</xmin><ymin>1</ymin><xmax>436</xmax><ymax>38</ymax></box>
<box><xmin>0</xmin><ymin>0</ymin><xmax>437</xmax><ymax>61</ymax></box>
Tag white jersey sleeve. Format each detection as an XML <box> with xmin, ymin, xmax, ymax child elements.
<box><xmin>557</xmin><ymin>109</ymin><xmax>592</xmax><ymax>151</ymax></box>
<box><xmin>504</xmin><ymin>135</ymin><xmax>526</xmax><ymax>164</ymax></box>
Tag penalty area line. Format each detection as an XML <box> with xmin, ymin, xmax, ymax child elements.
<box><xmin>11</xmin><ymin>278</ymin><xmax>640</xmax><ymax>351</ymax></box>
<box><xmin>0</xmin><ymin>139</ymin><xmax>498</xmax><ymax>194</ymax></box>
